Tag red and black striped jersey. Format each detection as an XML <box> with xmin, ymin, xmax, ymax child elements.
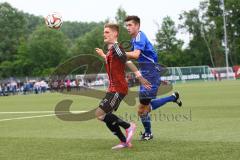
<box><xmin>105</xmin><ymin>45</ymin><xmax>128</xmax><ymax>95</ymax></box>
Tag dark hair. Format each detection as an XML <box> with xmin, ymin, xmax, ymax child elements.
<box><xmin>104</xmin><ymin>23</ymin><xmax>119</xmax><ymax>33</ymax></box>
<box><xmin>124</xmin><ymin>16</ymin><xmax>140</xmax><ymax>24</ymax></box>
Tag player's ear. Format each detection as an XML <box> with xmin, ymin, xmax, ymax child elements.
<box><xmin>136</xmin><ymin>23</ymin><xmax>140</xmax><ymax>29</ymax></box>
<box><xmin>114</xmin><ymin>31</ymin><xmax>118</xmax><ymax>37</ymax></box>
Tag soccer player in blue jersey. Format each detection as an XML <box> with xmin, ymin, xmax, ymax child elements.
<box><xmin>124</xmin><ymin>16</ymin><xmax>182</xmax><ymax>140</ymax></box>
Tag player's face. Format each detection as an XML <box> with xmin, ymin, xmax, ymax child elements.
<box><xmin>103</xmin><ymin>27</ymin><xmax>117</xmax><ymax>44</ymax></box>
<box><xmin>125</xmin><ymin>20</ymin><xmax>140</xmax><ymax>37</ymax></box>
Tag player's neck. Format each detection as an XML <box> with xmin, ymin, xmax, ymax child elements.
<box><xmin>132</xmin><ymin>31</ymin><xmax>140</xmax><ymax>38</ymax></box>
<box><xmin>107</xmin><ymin>40</ymin><xmax>118</xmax><ymax>49</ymax></box>
<box><xmin>108</xmin><ymin>44</ymin><xmax>113</xmax><ymax>50</ymax></box>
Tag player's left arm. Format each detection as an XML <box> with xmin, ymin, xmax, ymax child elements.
<box><xmin>112</xmin><ymin>43</ymin><xmax>127</xmax><ymax>63</ymax></box>
<box><xmin>126</xmin><ymin>60</ymin><xmax>152</xmax><ymax>90</ymax></box>
<box><xmin>113</xmin><ymin>43</ymin><xmax>151</xmax><ymax>89</ymax></box>
<box><xmin>113</xmin><ymin>43</ymin><xmax>140</xmax><ymax>61</ymax></box>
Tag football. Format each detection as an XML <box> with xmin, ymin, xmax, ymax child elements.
<box><xmin>45</xmin><ymin>12</ymin><xmax>63</xmax><ymax>29</ymax></box>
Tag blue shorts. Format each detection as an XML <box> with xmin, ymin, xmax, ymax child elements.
<box><xmin>139</xmin><ymin>73</ymin><xmax>161</xmax><ymax>100</ymax></box>
<box><xmin>138</xmin><ymin>63</ymin><xmax>164</xmax><ymax>100</ymax></box>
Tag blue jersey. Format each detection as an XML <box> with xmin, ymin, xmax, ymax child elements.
<box><xmin>131</xmin><ymin>31</ymin><xmax>158</xmax><ymax>64</ymax></box>
<box><xmin>131</xmin><ymin>31</ymin><xmax>161</xmax><ymax>99</ymax></box>
<box><xmin>131</xmin><ymin>31</ymin><xmax>160</xmax><ymax>77</ymax></box>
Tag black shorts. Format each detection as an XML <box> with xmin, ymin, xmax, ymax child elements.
<box><xmin>139</xmin><ymin>98</ymin><xmax>152</xmax><ymax>105</ymax></box>
<box><xmin>99</xmin><ymin>92</ymin><xmax>125</xmax><ymax>113</ymax></box>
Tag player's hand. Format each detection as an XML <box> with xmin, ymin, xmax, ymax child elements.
<box><xmin>95</xmin><ymin>48</ymin><xmax>104</xmax><ymax>56</ymax></box>
<box><xmin>95</xmin><ymin>48</ymin><xmax>107</xmax><ymax>63</ymax></box>
<box><xmin>137</xmin><ymin>76</ymin><xmax>152</xmax><ymax>90</ymax></box>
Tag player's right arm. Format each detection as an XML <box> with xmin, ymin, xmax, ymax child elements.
<box><xmin>95</xmin><ymin>48</ymin><xmax>107</xmax><ymax>63</ymax></box>
<box><xmin>126</xmin><ymin>50</ymin><xmax>141</xmax><ymax>60</ymax></box>
<box><xmin>126</xmin><ymin>32</ymin><xmax>146</xmax><ymax>60</ymax></box>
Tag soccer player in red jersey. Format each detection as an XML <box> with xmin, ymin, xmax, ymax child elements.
<box><xmin>95</xmin><ymin>23</ymin><xmax>147</xmax><ymax>149</ymax></box>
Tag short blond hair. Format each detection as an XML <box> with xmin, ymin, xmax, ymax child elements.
<box><xmin>104</xmin><ymin>23</ymin><xmax>119</xmax><ymax>34</ymax></box>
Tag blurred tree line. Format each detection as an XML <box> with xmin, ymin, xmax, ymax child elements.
<box><xmin>0</xmin><ymin>0</ymin><xmax>239</xmax><ymax>78</ymax></box>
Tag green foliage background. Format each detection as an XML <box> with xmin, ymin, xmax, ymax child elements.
<box><xmin>0</xmin><ymin>1</ymin><xmax>240</xmax><ymax>78</ymax></box>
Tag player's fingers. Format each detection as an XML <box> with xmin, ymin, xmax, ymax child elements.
<box><xmin>146</xmin><ymin>83</ymin><xmax>152</xmax><ymax>90</ymax></box>
<box><xmin>142</xmin><ymin>82</ymin><xmax>151</xmax><ymax>90</ymax></box>
<box><xmin>147</xmin><ymin>84</ymin><xmax>152</xmax><ymax>89</ymax></box>
<box><xmin>95</xmin><ymin>49</ymin><xmax>102</xmax><ymax>55</ymax></box>
<box><xmin>145</xmin><ymin>84</ymin><xmax>152</xmax><ymax>90</ymax></box>
<box><xmin>143</xmin><ymin>79</ymin><xmax>152</xmax><ymax>90</ymax></box>
<box><xmin>95</xmin><ymin>48</ymin><xmax>101</xmax><ymax>52</ymax></box>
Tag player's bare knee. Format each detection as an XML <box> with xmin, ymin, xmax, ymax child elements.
<box><xmin>138</xmin><ymin>105</ymin><xmax>150</xmax><ymax>116</ymax></box>
<box><xmin>137</xmin><ymin>108</ymin><xmax>143</xmax><ymax>116</ymax></box>
<box><xmin>95</xmin><ymin>108</ymin><xmax>105</xmax><ymax>121</ymax></box>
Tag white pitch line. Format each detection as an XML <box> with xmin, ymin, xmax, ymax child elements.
<box><xmin>0</xmin><ymin>111</ymin><xmax>87</xmax><ymax>114</ymax></box>
<box><xmin>0</xmin><ymin>114</ymin><xmax>57</xmax><ymax>122</ymax></box>
<box><xmin>0</xmin><ymin>111</ymin><xmax>87</xmax><ymax>122</ymax></box>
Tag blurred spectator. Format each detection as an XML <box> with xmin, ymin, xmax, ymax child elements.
<box><xmin>66</xmin><ymin>79</ymin><xmax>71</xmax><ymax>92</ymax></box>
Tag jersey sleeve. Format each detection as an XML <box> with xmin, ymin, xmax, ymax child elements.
<box><xmin>112</xmin><ymin>43</ymin><xmax>127</xmax><ymax>63</ymax></box>
<box><xmin>133</xmin><ymin>32</ymin><xmax>146</xmax><ymax>51</ymax></box>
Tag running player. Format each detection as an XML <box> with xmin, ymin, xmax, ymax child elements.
<box><xmin>124</xmin><ymin>16</ymin><xmax>182</xmax><ymax>140</ymax></box>
<box><xmin>95</xmin><ymin>23</ymin><xmax>148</xmax><ymax>149</ymax></box>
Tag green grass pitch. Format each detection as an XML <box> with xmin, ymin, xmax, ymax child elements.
<box><xmin>0</xmin><ymin>80</ymin><xmax>240</xmax><ymax>160</ymax></box>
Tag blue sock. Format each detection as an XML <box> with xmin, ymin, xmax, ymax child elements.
<box><xmin>150</xmin><ymin>95</ymin><xmax>176</xmax><ymax>110</ymax></box>
<box><xmin>140</xmin><ymin>113</ymin><xmax>151</xmax><ymax>133</ymax></box>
